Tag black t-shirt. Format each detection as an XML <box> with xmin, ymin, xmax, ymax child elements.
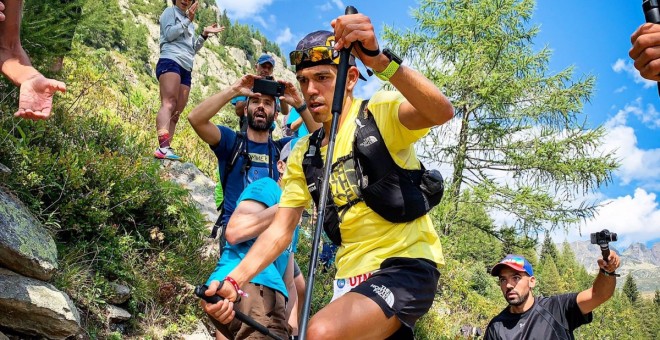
<box><xmin>484</xmin><ymin>293</ymin><xmax>593</xmax><ymax>340</ymax></box>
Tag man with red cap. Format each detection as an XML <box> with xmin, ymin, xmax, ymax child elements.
<box><xmin>485</xmin><ymin>252</ymin><xmax>621</xmax><ymax>339</ymax></box>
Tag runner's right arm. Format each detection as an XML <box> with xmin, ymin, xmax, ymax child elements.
<box><xmin>225</xmin><ymin>201</ymin><xmax>278</xmax><ymax>245</ymax></box>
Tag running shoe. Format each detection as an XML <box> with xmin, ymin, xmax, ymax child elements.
<box><xmin>154</xmin><ymin>147</ymin><xmax>181</xmax><ymax>161</ymax></box>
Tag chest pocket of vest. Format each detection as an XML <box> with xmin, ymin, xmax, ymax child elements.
<box><xmin>329</xmin><ymin>153</ymin><xmax>362</xmax><ymax>211</ymax></box>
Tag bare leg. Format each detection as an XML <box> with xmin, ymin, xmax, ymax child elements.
<box><xmin>294</xmin><ymin>270</ymin><xmax>305</xmax><ymax>322</ymax></box>
<box><xmin>306</xmin><ymin>292</ymin><xmax>402</xmax><ymax>339</ymax></box>
<box><xmin>285</xmin><ymin>253</ymin><xmax>298</xmax><ymax>335</ymax></box>
<box><xmin>169</xmin><ymin>83</ymin><xmax>190</xmax><ymax>141</ymax></box>
<box><xmin>156</xmin><ymin>72</ymin><xmax>181</xmax><ymax>147</ymax></box>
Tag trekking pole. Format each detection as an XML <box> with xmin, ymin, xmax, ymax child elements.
<box><xmin>298</xmin><ymin>5</ymin><xmax>358</xmax><ymax>339</ymax></box>
<box><xmin>643</xmin><ymin>0</ymin><xmax>660</xmax><ymax>96</ymax></box>
<box><xmin>194</xmin><ymin>285</ymin><xmax>284</xmax><ymax>340</ymax></box>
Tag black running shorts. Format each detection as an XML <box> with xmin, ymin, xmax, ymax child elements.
<box><xmin>350</xmin><ymin>257</ymin><xmax>440</xmax><ymax>339</ymax></box>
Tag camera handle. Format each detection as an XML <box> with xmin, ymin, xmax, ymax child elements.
<box><xmin>596</xmin><ymin>242</ymin><xmax>620</xmax><ymax>277</ymax></box>
<box><xmin>597</xmin><ymin>242</ymin><xmax>611</xmax><ymax>263</ymax></box>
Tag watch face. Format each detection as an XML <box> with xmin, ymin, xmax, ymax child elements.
<box><xmin>383</xmin><ymin>48</ymin><xmax>403</xmax><ymax>65</ymax></box>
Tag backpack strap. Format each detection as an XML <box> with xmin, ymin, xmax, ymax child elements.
<box><xmin>300</xmin><ymin>100</ymin><xmax>371</xmax><ymax>246</ymax></box>
<box><xmin>210</xmin><ymin>132</ymin><xmax>246</xmax><ymax>239</ymax></box>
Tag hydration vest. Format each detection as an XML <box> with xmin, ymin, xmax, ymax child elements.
<box><xmin>302</xmin><ymin>100</ymin><xmax>444</xmax><ymax>246</ymax></box>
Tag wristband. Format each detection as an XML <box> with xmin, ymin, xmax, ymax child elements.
<box><xmin>599</xmin><ymin>268</ymin><xmax>620</xmax><ymax>277</ymax></box>
<box><xmin>295</xmin><ymin>102</ymin><xmax>307</xmax><ymax>112</ymax></box>
<box><xmin>224</xmin><ymin>276</ymin><xmax>249</xmax><ymax>297</ymax></box>
<box><xmin>357</xmin><ymin>41</ymin><xmax>380</xmax><ymax>57</ymax></box>
<box><xmin>201</xmin><ymin>34</ymin><xmax>208</xmax><ymax>40</ymax></box>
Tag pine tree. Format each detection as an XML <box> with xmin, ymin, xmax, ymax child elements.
<box><xmin>537</xmin><ymin>257</ymin><xmax>565</xmax><ymax>296</ymax></box>
<box><xmin>654</xmin><ymin>289</ymin><xmax>660</xmax><ymax>307</ymax></box>
<box><xmin>556</xmin><ymin>241</ymin><xmax>592</xmax><ymax>290</ymax></box>
<box><xmin>623</xmin><ymin>273</ymin><xmax>640</xmax><ymax>304</ymax></box>
<box><xmin>382</xmin><ymin>0</ymin><xmax>617</xmax><ymax>239</ymax></box>
<box><xmin>540</xmin><ymin>232</ymin><xmax>558</xmax><ymax>263</ymax></box>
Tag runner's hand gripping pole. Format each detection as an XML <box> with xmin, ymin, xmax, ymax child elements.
<box><xmin>643</xmin><ymin>0</ymin><xmax>660</xmax><ymax>96</ymax></box>
<box><xmin>194</xmin><ymin>285</ymin><xmax>285</xmax><ymax>340</ymax></box>
<box><xmin>298</xmin><ymin>5</ymin><xmax>358</xmax><ymax>340</ymax></box>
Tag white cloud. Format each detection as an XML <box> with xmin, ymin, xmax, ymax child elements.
<box><xmin>568</xmin><ymin>188</ymin><xmax>660</xmax><ymax>248</ymax></box>
<box><xmin>253</xmin><ymin>15</ymin><xmax>268</xmax><ymax>28</ymax></box>
<box><xmin>318</xmin><ymin>2</ymin><xmax>333</xmax><ymax>11</ymax></box>
<box><xmin>601</xmin><ymin>99</ymin><xmax>660</xmax><ymax>185</ymax></box>
<box><xmin>216</xmin><ymin>0</ymin><xmax>273</xmax><ymax>19</ymax></box>
<box><xmin>275</xmin><ymin>27</ymin><xmax>294</xmax><ymax>45</ymax></box>
<box><xmin>614</xmin><ymin>86</ymin><xmax>627</xmax><ymax>93</ymax></box>
<box><xmin>332</xmin><ymin>0</ymin><xmax>345</xmax><ymax>10</ymax></box>
<box><xmin>612</xmin><ymin>58</ymin><xmax>657</xmax><ymax>89</ymax></box>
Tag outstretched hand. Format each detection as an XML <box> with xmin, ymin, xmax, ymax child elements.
<box><xmin>0</xmin><ymin>1</ymin><xmax>5</xmax><ymax>21</ymax></box>
<box><xmin>597</xmin><ymin>250</ymin><xmax>621</xmax><ymax>274</ymax></box>
<box><xmin>201</xmin><ymin>280</ymin><xmax>238</xmax><ymax>324</ymax></box>
<box><xmin>203</xmin><ymin>23</ymin><xmax>225</xmax><ymax>37</ymax></box>
<box><xmin>15</xmin><ymin>75</ymin><xmax>67</xmax><ymax>120</ymax></box>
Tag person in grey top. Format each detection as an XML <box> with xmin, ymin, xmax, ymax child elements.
<box><xmin>154</xmin><ymin>0</ymin><xmax>224</xmax><ymax>161</ymax></box>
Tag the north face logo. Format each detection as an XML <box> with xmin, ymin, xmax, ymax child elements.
<box><xmin>371</xmin><ymin>284</ymin><xmax>395</xmax><ymax>308</ymax></box>
<box><xmin>360</xmin><ymin>136</ymin><xmax>378</xmax><ymax>148</ymax></box>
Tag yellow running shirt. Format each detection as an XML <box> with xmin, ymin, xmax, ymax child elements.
<box><xmin>279</xmin><ymin>91</ymin><xmax>445</xmax><ymax>279</ymax></box>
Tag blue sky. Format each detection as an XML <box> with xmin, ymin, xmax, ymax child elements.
<box><xmin>215</xmin><ymin>0</ymin><xmax>660</xmax><ymax>249</ymax></box>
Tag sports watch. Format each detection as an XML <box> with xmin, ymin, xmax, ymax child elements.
<box><xmin>374</xmin><ymin>48</ymin><xmax>403</xmax><ymax>81</ymax></box>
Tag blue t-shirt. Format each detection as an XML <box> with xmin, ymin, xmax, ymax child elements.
<box><xmin>206</xmin><ymin>178</ymin><xmax>288</xmax><ymax>297</ymax></box>
<box><xmin>212</xmin><ymin>125</ymin><xmax>293</xmax><ymax>224</ymax></box>
<box><xmin>286</xmin><ymin>108</ymin><xmax>309</xmax><ymax>137</ymax></box>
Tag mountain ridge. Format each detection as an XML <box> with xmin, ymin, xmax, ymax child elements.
<box><xmin>568</xmin><ymin>240</ymin><xmax>660</xmax><ymax>292</ymax></box>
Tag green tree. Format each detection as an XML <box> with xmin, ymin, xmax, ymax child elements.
<box><xmin>556</xmin><ymin>241</ymin><xmax>592</xmax><ymax>290</ymax></box>
<box><xmin>21</xmin><ymin>0</ymin><xmax>84</xmax><ymax>64</ymax></box>
<box><xmin>536</xmin><ymin>257</ymin><xmax>565</xmax><ymax>296</ymax></box>
<box><xmin>540</xmin><ymin>232</ymin><xmax>558</xmax><ymax>263</ymax></box>
<box><xmin>383</xmin><ymin>0</ymin><xmax>617</xmax><ymax>240</ymax></box>
<box><xmin>623</xmin><ymin>273</ymin><xmax>640</xmax><ymax>304</ymax></box>
<box><xmin>655</xmin><ymin>289</ymin><xmax>660</xmax><ymax>307</ymax></box>
<box><xmin>75</xmin><ymin>0</ymin><xmax>124</xmax><ymax>50</ymax></box>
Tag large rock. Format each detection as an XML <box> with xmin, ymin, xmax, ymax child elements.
<box><xmin>0</xmin><ymin>268</ymin><xmax>81</xmax><ymax>339</ymax></box>
<box><xmin>160</xmin><ymin>161</ymin><xmax>219</xmax><ymax>227</ymax></box>
<box><xmin>106</xmin><ymin>304</ymin><xmax>131</xmax><ymax>323</ymax></box>
<box><xmin>0</xmin><ymin>188</ymin><xmax>58</xmax><ymax>281</ymax></box>
<box><xmin>107</xmin><ymin>282</ymin><xmax>131</xmax><ymax>305</ymax></box>
<box><xmin>181</xmin><ymin>320</ymin><xmax>214</xmax><ymax>340</ymax></box>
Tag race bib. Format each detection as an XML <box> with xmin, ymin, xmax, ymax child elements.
<box><xmin>331</xmin><ymin>271</ymin><xmax>376</xmax><ymax>302</ymax></box>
